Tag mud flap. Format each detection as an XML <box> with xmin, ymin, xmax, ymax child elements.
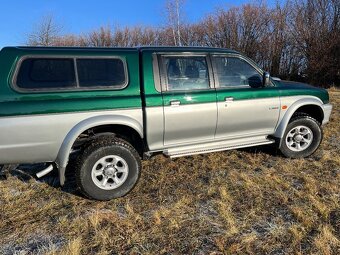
<box><xmin>58</xmin><ymin>166</ymin><xmax>66</xmax><ymax>186</ymax></box>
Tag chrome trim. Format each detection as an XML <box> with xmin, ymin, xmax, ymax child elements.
<box><xmin>11</xmin><ymin>55</ymin><xmax>129</xmax><ymax>93</ymax></box>
<box><xmin>164</xmin><ymin>135</ymin><xmax>274</xmax><ymax>158</ymax></box>
<box><xmin>224</xmin><ymin>97</ymin><xmax>234</xmax><ymax>102</ymax></box>
<box><xmin>170</xmin><ymin>100</ymin><xmax>181</xmax><ymax>106</ymax></box>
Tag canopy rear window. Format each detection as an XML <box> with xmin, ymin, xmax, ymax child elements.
<box><xmin>16</xmin><ymin>58</ymin><xmax>76</xmax><ymax>89</ymax></box>
<box><xmin>14</xmin><ymin>56</ymin><xmax>128</xmax><ymax>91</ymax></box>
<box><xmin>76</xmin><ymin>58</ymin><xmax>126</xmax><ymax>88</ymax></box>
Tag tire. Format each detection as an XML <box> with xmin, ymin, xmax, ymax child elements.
<box><xmin>279</xmin><ymin>113</ymin><xmax>322</xmax><ymax>158</ymax></box>
<box><xmin>75</xmin><ymin>136</ymin><xmax>141</xmax><ymax>200</ymax></box>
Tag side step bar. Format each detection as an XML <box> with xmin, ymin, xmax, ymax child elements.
<box><xmin>164</xmin><ymin>136</ymin><xmax>275</xmax><ymax>158</ymax></box>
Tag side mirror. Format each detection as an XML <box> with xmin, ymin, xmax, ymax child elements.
<box><xmin>248</xmin><ymin>75</ymin><xmax>263</xmax><ymax>88</ymax></box>
<box><xmin>263</xmin><ymin>72</ymin><xmax>270</xmax><ymax>86</ymax></box>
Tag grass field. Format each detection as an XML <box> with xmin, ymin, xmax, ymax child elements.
<box><xmin>0</xmin><ymin>89</ymin><xmax>339</xmax><ymax>255</ymax></box>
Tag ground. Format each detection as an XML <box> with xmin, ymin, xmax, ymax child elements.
<box><xmin>0</xmin><ymin>89</ymin><xmax>339</xmax><ymax>255</ymax></box>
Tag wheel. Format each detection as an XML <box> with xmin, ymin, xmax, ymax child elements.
<box><xmin>279</xmin><ymin>114</ymin><xmax>322</xmax><ymax>158</ymax></box>
<box><xmin>75</xmin><ymin>136</ymin><xmax>141</xmax><ymax>200</ymax></box>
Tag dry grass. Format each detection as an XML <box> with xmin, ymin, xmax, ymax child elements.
<box><xmin>0</xmin><ymin>90</ymin><xmax>339</xmax><ymax>255</ymax></box>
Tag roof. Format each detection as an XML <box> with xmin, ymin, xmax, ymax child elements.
<box><xmin>1</xmin><ymin>45</ymin><xmax>240</xmax><ymax>54</ymax></box>
<box><xmin>138</xmin><ymin>46</ymin><xmax>239</xmax><ymax>54</ymax></box>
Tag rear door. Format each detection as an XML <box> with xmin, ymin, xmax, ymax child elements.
<box><xmin>212</xmin><ymin>54</ymin><xmax>280</xmax><ymax>139</ymax></box>
<box><xmin>159</xmin><ymin>53</ymin><xmax>217</xmax><ymax>146</ymax></box>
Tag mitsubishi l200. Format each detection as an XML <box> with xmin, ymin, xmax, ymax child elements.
<box><xmin>0</xmin><ymin>46</ymin><xmax>332</xmax><ymax>200</ymax></box>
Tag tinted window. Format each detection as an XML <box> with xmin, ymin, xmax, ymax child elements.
<box><xmin>16</xmin><ymin>58</ymin><xmax>76</xmax><ymax>89</ymax></box>
<box><xmin>213</xmin><ymin>56</ymin><xmax>262</xmax><ymax>88</ymax></box>
<box><xmin>77</xmin><ymin>58</ymin><xmax>126</xmax><ymax>87</ymax></box>
<box><xmin>163</xmin><ymin>56</ymin><xmax>210</xmax><ymax>91</ymax></box>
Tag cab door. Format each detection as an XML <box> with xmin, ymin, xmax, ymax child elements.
<box><xmin>212</xmin><ymin>55</ymin><xmax>280</xmax><ymax>139</ymax></box>
<box><xmin>159</xmin><ymin>53</ymin><xmax>217</xmax><ymax>146</ymax></box>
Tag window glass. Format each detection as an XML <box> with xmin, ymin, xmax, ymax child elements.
<box><xmin>76</xmin><ymin>58</ymin><xmax>126</xmax><ymax>87</ymax></box>
<box><xmin>16</xmin><ymin>58</ymin><xmax>76</xmax><ymax>89</ymax></box>
<box><xmin>213</xmin><ymin>56</ymin><xmax>262</xmax><ymax>88</ymax></box>
<box><xmin>163</xmin><ymin>56</ymin><xmax>210</xmax><ymax>91</ymax></box>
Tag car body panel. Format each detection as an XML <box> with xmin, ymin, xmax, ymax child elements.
<box><xmin>274</xmin><ymin>95</ymin><xmax>324</xmax><ymax>138</ymax></box>
<box><xmin>0</xmin><ymin>47</ymin><xmax>142</xmax><ymax>117</ymax></box>
<box><xmin>215</xmin><ymin>87</ymin><xmax>281</xmax><ymax>139</ymax></box>
<box><xmin>163</xmin><ymin>100</ymin><xmax>217</xmax><ymax>145</ymax></box>
<box><xmin>276</xmin><ymin>80</ymin><xmax>330</xmax><ymax>104</ymax></box>
<box><xmin>0</xmin><ymin>108</ymin><xmax>143</xmax><ymax>164</ymax></box>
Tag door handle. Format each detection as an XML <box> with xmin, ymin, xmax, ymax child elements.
<box><xmin>170</xmin><ymin>100</ymin><xmax>181</xmax><ymax>106</ymax></box>
<box><xmin>224</xmin><ymin>97</ymin><xmax>234</xmax><ymax>102</ymax></box>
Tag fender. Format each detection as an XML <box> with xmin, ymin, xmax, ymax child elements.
<box><xmin>55</xmin><ymin>114</ymin><xmax>143</xmax><ymax>185</ymax></box>
<box><xmin>274</xmin><ymin>96</ymin><xmax>323</xmax><ymax>139</ymax></box>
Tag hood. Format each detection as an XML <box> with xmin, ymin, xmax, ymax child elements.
<box><xmin>276</xmin><ymin>80</ymin><xmax>329</xmax><ymax>104</ymax></box>
<box><xmin>278</xmin><ymin>80</ymin><xmax>318</xmax><ymax>89</ymax></box>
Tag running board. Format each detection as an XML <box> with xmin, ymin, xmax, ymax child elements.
<box><xmin>164</xmin><ymin>136</ymin><xmax>275</xmax><ymax>158</ymax></box>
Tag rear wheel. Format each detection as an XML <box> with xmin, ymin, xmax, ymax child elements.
<box><xmin>279</xmin><ymin>114</ymin><xmax>322</xmax><ymax>158</ymax></box>
<box><xmin>75</xmin><ymin>136</ymin><xmax>141</xmax><ymax>200</ymax></box>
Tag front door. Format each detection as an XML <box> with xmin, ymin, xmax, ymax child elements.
<box><xmin>159</xmin><ymin>54</ymin><xmax>217</xmax><ymax>146</ymax></box>
<box><xmin>212</xmin><ymin>55</ymin><xmax>280</xmax><ymax>139</ymax></box>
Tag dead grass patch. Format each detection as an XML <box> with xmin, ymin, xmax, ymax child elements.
<box><xmin>0</xmin><ymin>90</ymin><xmax>339</xmax><ymax>254</ymax></box>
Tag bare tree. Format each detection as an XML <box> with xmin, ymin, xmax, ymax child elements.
<box><xmin>27</xmin><ymin>15</ymin><xmax>62</xmax><ymax>46</ymax></box>
<box><xmin>25</xmin><ymin>1</ymin><xmax>340</xmax><ymax>87</ymax></box>
<box><xmin>266</xmin><ymin>1</ymin><xmax>290</xmax><ymax>75</ymax></box>
<box><xmin>165</xmin><ymin>0</ymin><xmax>186</xmax><ymax>46</ymax></box>
<box><xmin>85</xmin><ymin>26</ymin><xmax>114</xmax><ymax>47</ymax></box>
<box><xmin>289</xmin><ymin>0</ymin><xmax>340</xmax><ymax>85</ymax></box>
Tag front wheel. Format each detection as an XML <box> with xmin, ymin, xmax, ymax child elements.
<box><xmin>75</xmin><ymin>137</ymin><xmax>141</xmax><ymax>200</ymax></box>
<box><xmin>279</xmin><ymin>114</ymin><xmax>323</xmax><ymax>158</ymax></box>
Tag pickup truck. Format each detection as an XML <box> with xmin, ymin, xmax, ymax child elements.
<box><xmin>0</xmin><ymin>46</ymin><xmax>332</xmax><ymax>200</ymax></box>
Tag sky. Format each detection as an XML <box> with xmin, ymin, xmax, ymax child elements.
<box><xmin>0</xmin><ymin>0</ymin><xmax>279</xmax><ymax>48</ymax></box>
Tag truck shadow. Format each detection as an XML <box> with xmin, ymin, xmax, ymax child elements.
<box><xmin>6</xmin><ymin>162</ymin><xmax>82</xmax><ymax>198</ymax></box>
<box><xmin>3</xmin><ymin>145</ymin><xmax>322</xmax><ymax>198</ymax></box>
<box><xmin>237</xmin><ymin>144</ymin><xmax>281</xmax><ymax>156</ymax></box>
<box><xmin>3</xmin><ymin>145</ymin><xmax>282</xmax><ymax>198</ymax></box>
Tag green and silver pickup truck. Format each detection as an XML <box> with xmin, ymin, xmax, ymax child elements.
<box><xmin>0</xmin><ymin>46</ymin><xmax>332</xmax><ymax>200</ymax></box>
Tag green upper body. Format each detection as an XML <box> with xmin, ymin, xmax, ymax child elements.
<box><xmin>0</xmin><ymin>46</ymin><xmax>329</xmax><ymax>117</ymax></box>
<box><xmin>0</xmin><ymin>46</ymin><xmax>333</xmax><ymax>183</ymax></box>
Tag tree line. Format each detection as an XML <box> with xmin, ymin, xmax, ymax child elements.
<box><xmin>27</xmin><ymin>0</ymin><xmax>340</xmax><ymax>87</ymax></box>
